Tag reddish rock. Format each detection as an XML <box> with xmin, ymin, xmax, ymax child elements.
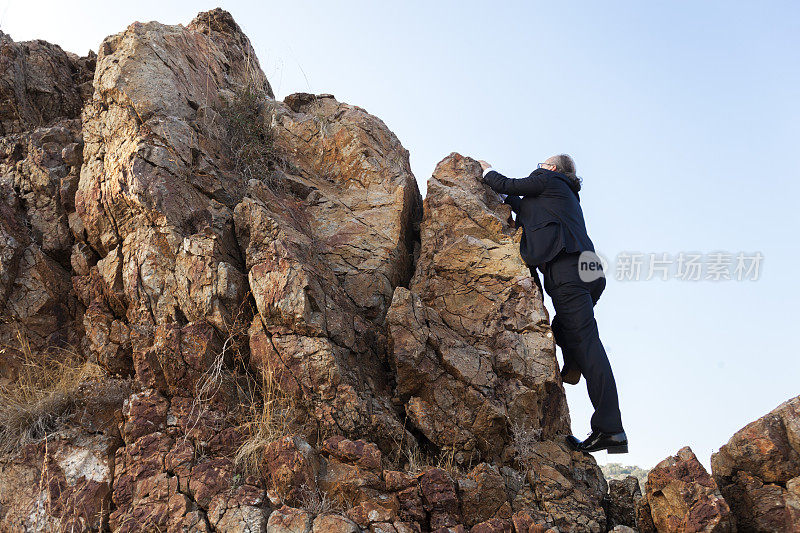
<box><xmin>346</xmin><ymin>495</ymin><xmax>401</xmax><ymax>528</ymax></box>
<box><xmin>396</xmin><ymin>484</ymin><xmax>427</xmax><ymax>523</ymax></box>
<box><xmin>419</xmin><ymin>468</ymin><xmax>461</xmax><ymax>528</ymax></box>
<box><xmin>469</xmin><ymin>517</ymin><xmax>513</xmax><ymax>533</ymax></box>
<box><xmin>263</xmin><ymin>435</ymin><xmax>319</xmax><ymax>506</ymax></box>
<box><xmin>317</xmin><ymin>455</ymin><xmax>383</xmax><ymax>507</ymax></box>
<box><xmin>387</xmin><ymin>153</ymin><xmax>567</xmax><ymax>464</ymax></box>
<box><xmin>510</xmin><ymin>511</ymin><xmax>551</xmax><ymax>533</ymax></box>
<box><xmin>711</xmin><ymin>394</ymin><xmax>800</xmax><ymax>532</ymax></box>
<box><xmin>121</xmin><ymin>389</ymin><xmax>169</xmax><ymax>443</ymax></box>
<box><xmin>268</xmin><ymin>505</ymin><xmax>312</xmax><ymax>533</ymax></box>
<box><xmin>322</xmin><ymin>435</ymin><xmax>382</xmax><ymax>470</ymax></box>
<box><xmin>646</xmin><ymin>446</ymin><xmax>734</xmax><ymax>532</ymax></box>
<box><xmin>312</xmin><ymin>513</ymin><xmax>359</xmax><ymax>533</ymax></box>
<box><xmin>207</xmin><ymin>484</ymin><xmax>266</xmax><ymax>532</ymax></box>
<box><xmin>458</xmin><ymin>463</ymin><xmax>508</xmax><ymax>526</ymax></box>
<box><xmin>0</xmin><ymin>430</ymin><xmax>116</xmax><ymax>531</ymax></box>
<box><xmin>384</xmin><ymin>470</ymin><xmax>418</xmax><ymax>492</ymax></box>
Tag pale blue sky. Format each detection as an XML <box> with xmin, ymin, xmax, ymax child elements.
<box><xmin>4</xmin><ymin>1</ymin><xmax>798</xmax><ymax>469</ymax></box>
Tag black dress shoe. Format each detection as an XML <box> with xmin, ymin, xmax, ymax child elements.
<box><xmin>569</xmin><ymin>430</ymin><xmax>628</xmax><ymax>454</ymax></box>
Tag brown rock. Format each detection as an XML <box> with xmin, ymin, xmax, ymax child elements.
<box><xmin>419</xmin><ymin>468</ymin><xmax>461</xmax><ymax>528</ymax></box>
<box><xmin>347</xmin><ymin>497</ymin><xmax>399</xmax><ymax>528</ymax></box>
<box><xmin>469</xmin><ymin>517</ymin><xmax>513</xmax><ymax>532</ymax></box>
<box><xmin>646</xmin><ymin>446</ymin><xmax>734</xmax><ymax>532</ymax></box>
<box><xmin>207</xmin><ymin>484</ymin><xmax>267</xmax><ymax>532</ymax></box>
<box><xmin>396</xmin><ymin>483</ymin><xmax>427</xmax><ymax>523</ymax></box>
<box><xmin>322</xmin><ymin>435</ymin><xmax>382</xmax><ymax>470</ymax></box>
<box><xmin>121</xmin><ymin>388</ymin><xmax>169</xmax><ymax>443</ymax></box>
<box><xmin>312</xmin><ymin>513</ymin><xmax>359</xmax><ymax>533</ymax></box>
<box><xmin>387</xmin><ymin>153</ymin><xmax>567</xmax><ymax>464</ymax></box>
<box><xmin>604</xmin><ymin>475</ymin><xmax>642</xmax><ymax>529</ymax></box>
<box><xmin>384</xmin><ymin>470</ymin><xmax>418</xmax><ymax>492</ymax></box>
<box><xmin>317</xmin><ymin>455</ymin><xmax>383</xmax><ymax>507</ymax></box>
<box><xmin>237</xmin><ymin>87</ymin><xmax>422</xmax><ymax>450</ymax></box>
<box><xmin>517</xmin><ymin>438</ymin><xmax>607</xmax><ymax>532</ymax></box>
<box><xmin>0</xmin><ymin>32</ymin><xmax>93</xmax><ymax>134</ymax></box>
<box><xmin>458</xmin><ymin>463</ymin><xmax>508</xmax><ymax>526</ymax></box>
<box><xmin>267</xmin><ymin>505</ymin><xmax>312</xmax><ymax>533</ymax></box>
<box><xmin>263</xmin><ymin>435</ymin><xmax>319</xmax><ymax>506</ymax></box>
<box><xmin>510</xmin><ymin>511</ymin><xmax>550</xmax><ymax>533</ymax></box>
<box><xmin>711</xmin><ymin>394</ymin><xmax>800</xmax><ymax>532</ymax></box>
<box><xmin>0</xmin><ymin>430</ymin><xmax>117</xmax><ymax>531</ymax></box>
<box><xmin>0</xmin><ymin>122</ymin><xmax>84</xmax><ymax>374</ymax></box>
<box><xmin>76</xmin><ymin>8</ymin><xmax>260</xmax><ymax>347</ymax></box>
<box><xmin>634</xmin><ymin>496</ymin><xmax>657</xmax><ymax>533</ymax></box>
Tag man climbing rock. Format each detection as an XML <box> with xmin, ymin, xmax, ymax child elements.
<box><xmin>479</xmin><ymin>154</ymin><xmax>628</xmax><ymax>454</ymax></box>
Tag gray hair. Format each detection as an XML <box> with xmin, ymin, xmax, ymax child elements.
<box><xmin>545</xmin><ymin>154</ymin><xmax>577</xmax><ymax>177</ymax></box>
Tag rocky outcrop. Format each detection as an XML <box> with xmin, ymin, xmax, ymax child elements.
<box><xmin>0</xmin><ymin>430</ymin><xmax>117</xmax><ymax>531</ymax></box>
<box><xmin>0</xmin><ymin>119</ymin><xmax>87</xmax><ymax>379</ymax></box>
<box><xmin>240</xmin><ymin>91</ymin><xmax>421</xmax><ymax>449</ymax></box>
<box><xmin>0</xmin><ymin>31</ymin><xmax>94</xmax><ymax>135</ymax></box>
<box><xmin>388</xmin><ymin>153</ymin><xmax>566</xmax><ymax>464</ymax></box>
<box><xmin>74</xmin><ymin>8</ymin><xmax>272</xmax><ymax>369</ymax></box>
<box><xmin>645</xmin><ymin>446</ymin><xmax>733</xmax><ymax>532</ymax></box>
<box><xmin>12</xmin><ymin>6</ymin><xmax>786</xmax><ymax>532</ymax></box>
<box><xmin>711</xmin><ymin>395</ymin><xmax>800</xmax><ymax>532</ymax></box>
<box><xmin>604</xmin><ymin>476</ymin><xmax>642</xmax><ymax>530</ymax></box>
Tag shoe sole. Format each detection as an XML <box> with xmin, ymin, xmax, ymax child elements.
<box><xmin>561</xmin><ymin>367</ymin><xmax>581</xmax><ymax>385</ymax></box>
<box><xmin>607</xmin><ymin>444</ymin><xmax>628</xmax><ymax>454</ymax></box>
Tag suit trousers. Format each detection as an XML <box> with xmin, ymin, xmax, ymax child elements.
<box><xmin>541</xmin><ymin>251</ymin><xmax>624</xmax><ymax>434</ymax></box>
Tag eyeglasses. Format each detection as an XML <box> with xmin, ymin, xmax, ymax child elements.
<box><xmin>537</xmin><ymin>163</ymin><xmax>556</xmax><ymax>170</ymax></box>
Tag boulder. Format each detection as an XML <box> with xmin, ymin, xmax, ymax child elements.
<box><xmin>312</xmin><ymin>513</ymin><xmax>359</xmax><ymax>533</ymax></box>
<box><xmin>263</xmin><ymin>435</ymin><xmax>319</xmax><ymax>506</ymax></box>
<box><xmin>267</xmin><ymin>506</ymin><xmax>312</xmax><ymax>533</ymax></box>
<box><xmin>516</xmin><ymin>438</ymin><xmax>607</xmax><ymax>532</ymax></box>
<box><xmin>646</xmin><ymin>446</ymin><xmax>734</xmax><ymax>532</ymax></box>
<box><xmin>239</xmin><ymin>90</ymin><xmax>421</xmax><ymax>449</ymax></box>
<box><xmin>387</xmin><ymin>153</ymin><xmax>567</xmax><ymax>464</ymax></box>
<box><xmin>711</xmin><ymin>394</ymin><xmax>800</xmax><ymax>532</ymax></box>
<box><xmin>0</xmin><ymin>429</ymin><xmax>117</xmax><ymax>531</ymax></box>
<box><xmin>604</xmin><ymin>475</ymin><xmax>642</xmax><ymax>529</ymax></box>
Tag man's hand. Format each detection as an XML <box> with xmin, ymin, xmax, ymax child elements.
<box><xmin>477</xmin><ymin>159</ymin><xmax>491</xmax><ymax>172</ymax></box>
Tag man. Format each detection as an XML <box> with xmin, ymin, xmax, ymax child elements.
<box><xmin>478</xmin><ymin>154</ymin><xmax>627</xmax><ymax>454</ymax></box>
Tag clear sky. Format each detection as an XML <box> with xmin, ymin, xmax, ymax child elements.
<box><xmin>3</xmin><ymin>0</ymin><xmax>798</xmax><ymax>470</ymax></box>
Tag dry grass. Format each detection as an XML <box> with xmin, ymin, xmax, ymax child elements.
<box><xmin>298</xmin><ymin>484</ymin><xmax>345</xmax><ymax>516</ymax></box>
<box><xmin>233</xmin><ymin>360</ymin><xmax>300</xmax><ymax>477</ymax></box>
<box><xmin>0</xmin><ymin>328</ymin><xmax>103</xmax><ymax>456</ymax></box>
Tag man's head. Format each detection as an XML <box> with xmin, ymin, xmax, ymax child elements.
<box><xmin>542</xmin><ymin>154</ymin><xmax>577</xmax><ymax>177</ymax></box>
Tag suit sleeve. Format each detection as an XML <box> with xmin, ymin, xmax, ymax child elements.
<box><xmin>482</xmin><ymin>170</ymin><xmax>547</xmax><ymax>196</ymax></box>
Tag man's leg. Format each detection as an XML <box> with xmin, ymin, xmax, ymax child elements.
<box><xmin>552</xmin><ymin>314</ymin><xmax>581</xmax><ymax>384</ymax></box>
<box><xmin>548</xmin><ymin>262</ymin><xmax>623</xmax><ymax>434</ymax></box>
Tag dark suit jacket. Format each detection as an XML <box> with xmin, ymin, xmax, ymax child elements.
<box><xmin>483</xmin><ymin>168</ymin><xmax>595</xmax><ymax>268</ymax></box>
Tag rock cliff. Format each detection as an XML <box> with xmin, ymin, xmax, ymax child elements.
<box><xmin>0</xmin><ymin>7</ymin><xmax>798</xmax><ymax>533</ymax></box>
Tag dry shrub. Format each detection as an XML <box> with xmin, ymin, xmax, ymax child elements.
<box><xmin>224</xmin><ymin>85</ymin><xmax>280</xmax><ymax>188</ymax></box>
<box><xmin>510</xmin><ymin>420</ymin><xmax>543</xmax><ymax>467</ymax></box>
<box><xmin>0</xmin><ymin>328</ymin><xmax>103</xmax><ymax>456</ymax></box>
